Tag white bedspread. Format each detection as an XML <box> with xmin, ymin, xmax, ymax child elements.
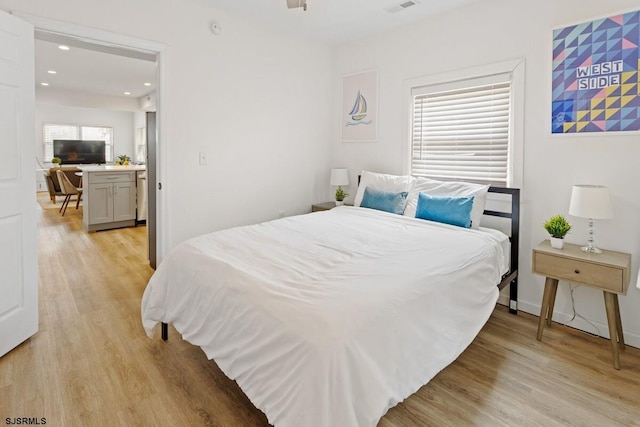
<box><xmin>141</xmin><ymin>207</ymin><xmax>506</xmax><ymax>427</ymax></box>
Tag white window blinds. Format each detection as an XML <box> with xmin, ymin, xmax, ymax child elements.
<box><xmin>43</xmin><ymin>123</ymin><xmax>114</xmax><ymax>162</ymax></box>
<box><xmin>43</xmin><ymin>124</ymin><xmax>78</xmax><ymax>161</ymax></box>
<box><xmin>411</xmin><ymin>74</ymin><xmax>512</xmax><ymax>186</ymax></box>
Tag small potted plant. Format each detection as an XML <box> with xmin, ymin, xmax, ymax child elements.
<box><xmin>544</xmin><ymin>214</ymin><xmax>571</xmax><ymax>249</ymax></box>
<box><xmin>116</xmin><ymin>154</ymin><xmax>131</xmax><ymax>166</ymax></box>
<box><xmin>335</xmin><ymin>186</ymin><xmax>349</xmax><ymax>206</ymax></box>
<box><xmin>51</xmin><ymin>157</ymin><xmax>61</xmax><ymax>167</ymax></box>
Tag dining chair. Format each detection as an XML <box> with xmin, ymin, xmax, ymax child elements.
<box><xmin>56</xmin><ymin>169</ymin><xmax>83</xmax><ymax>216</ymax></box>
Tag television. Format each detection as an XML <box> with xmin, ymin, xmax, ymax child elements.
<box><xmin>53</xmin><ymin>140</ymin><xmax>106</xmax><ymax>165</ymax></box>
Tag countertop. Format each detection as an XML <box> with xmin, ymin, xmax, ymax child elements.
<box><xmin>79</xmin><ymin>165</ymin><xmax>146</xmax><ymax>172</ymax></box>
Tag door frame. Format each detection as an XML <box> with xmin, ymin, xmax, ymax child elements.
<box><xmin>14</xmin><ymin>12</ymin><xmax>168</xmax><ymax>264</ymax></box>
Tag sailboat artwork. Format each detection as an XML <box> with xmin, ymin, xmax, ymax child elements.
<box><xmin>346</xmin><ymin>90</ymin><xmax>372</xmax><ymax>126</ymax></box>
<box><xmin>342</xmin><ymin>69</ymin><xmax>378</xmax><ymax>142</ymax></box>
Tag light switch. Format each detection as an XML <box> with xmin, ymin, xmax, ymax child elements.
<box><xmin>199</xmin><ymin>152</ymin><xmax>208</xmax><ymax>165</ymax></box>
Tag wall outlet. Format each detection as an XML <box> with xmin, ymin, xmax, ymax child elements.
<box><xmin>199</xmin><ymin>152</ymin><xmax>208</xmax><ymax>165</ymax></box>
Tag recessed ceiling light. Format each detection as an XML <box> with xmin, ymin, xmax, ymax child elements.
<box><xmin>47</xmin><ymin>70</ymin><xmax>57</xmax><ymax>74</ymax></box>
<box><xmin>144</xmin><ymin>82</ymin><xmax>151</xmax><ymax>86</ymax></box>
<box><xmin>58</xmin><ymin>45</ymin><xmax>70</xmax><ymax>51</ymax></box>
<box><xmin>124</xmin><ymin>92</ymin><xmax>131</xmax><ymax>95</ymax></box>
<box><xmin>41</xmin><ymin>82</ymin><xmax>49</xmax><ymax>86</ymax></box>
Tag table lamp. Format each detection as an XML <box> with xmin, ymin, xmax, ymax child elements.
<box><xmin>330</xmin><ymin>168</ymin><xmax>349</xmax><ymax>205</ymax></box>
<box><xmin>568</xmin><ymin>184</ymin><xmax>613</xmax><ymax>254</ymax></box>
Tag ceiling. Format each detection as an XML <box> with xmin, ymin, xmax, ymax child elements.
<box><xmin>34</xmin><ymin>33</ymin><xmax>157</xmax><ymax>100</ymax></box>
<box><xmin>32</xmin><ymin>0</ymin><xmax>477</xmax><ymax>99</ymax></box>
<box><xmin>202</xmin><ymin>0</ymin><xmax>480</xmax><ymax>45</ymax></box>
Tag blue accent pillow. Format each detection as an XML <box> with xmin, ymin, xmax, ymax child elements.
<box><xmin>360</xmin><ymin>187</ymin><xmax>408</xmax><ymax>215</ymax></box>
<box><xmin>415</xmin><ymin>192</ymin><xmax>474</xmax><ymax>228</ymax></box>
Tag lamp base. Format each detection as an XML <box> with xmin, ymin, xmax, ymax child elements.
<box><xmin>581</xmin><ymin>218</ymin><xmax>603</xmax><ymax>254</ymax></box>
<box><xmin>581</xmin><ymin>245</ymin><xmax>602</xmax><ymax>254</ymax></box>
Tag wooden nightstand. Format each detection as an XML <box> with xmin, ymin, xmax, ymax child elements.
<box><xmin>311</xmin><ymin>202</ymin><xmax>352</xmax><ymax>212</ymax></box>
<box><xmin>532</xmin><ymin>240</ymin><xmax>631</xmax><ymax>369</ymax></box>
<box><xmin>311</xmin><ymin>201</ymin><xmax>338</xmax><ymax>212</ymax></box>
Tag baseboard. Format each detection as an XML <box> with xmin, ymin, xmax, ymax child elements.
<box><xmin>497</xmin><ymin>295</ymin><xmax>640</xmax><ymax>349</ymax></box>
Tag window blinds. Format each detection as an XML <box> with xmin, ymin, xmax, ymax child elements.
<box><xmin>43</xmin><ymin>124</ymin><xmax>78</xmax><ymax>161</ymax></box>
<box><xmin>411</xmin><ymin>76</ymin><xmax>512</xmax><ymax>186</ymax></box>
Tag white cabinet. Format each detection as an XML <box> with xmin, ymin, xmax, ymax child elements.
<box><xmin>83</xmin><ymin>170</ymin><xmax>137</xmax><ymax>232</ymax></box>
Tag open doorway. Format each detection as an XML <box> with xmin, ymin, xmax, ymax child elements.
<box><xmin>21</xmin><ymin>12</ymin><xmax>165</xmax><ymax>267</ymax></box>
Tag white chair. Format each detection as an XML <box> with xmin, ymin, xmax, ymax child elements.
<box><xmin>56</xmin><ymin>169</ymin><xmax>83</xmax><ymax>216</ymax></box>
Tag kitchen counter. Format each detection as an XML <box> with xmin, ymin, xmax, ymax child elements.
<box><xmin>79</xmin><ymin>164</ymin><xmax>146</xmax><ymax>172</ymax></box>
<box><xmin>80</xmin><ymin>166</ymin><xmax>146</xmax><ymax>232</ymax></box>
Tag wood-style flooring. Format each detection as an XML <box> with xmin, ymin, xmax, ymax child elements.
<box><xmin>1</xmin><ymin>193</ymin><xmax>639</xmax><ymax>426</ymax></box>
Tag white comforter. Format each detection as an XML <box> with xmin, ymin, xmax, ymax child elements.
<box><xmin>141</xmin><ymin>206</ymin><xmax>506</xmax><ymax>427</ymax></box>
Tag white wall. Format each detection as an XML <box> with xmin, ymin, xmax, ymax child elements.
<box><xmin>1</xmin><ymin>0</ymin><xmax>333</xmax><ymax>251</ymax></box>
<box><xmin>35</xmin><ymin>104</ymin><xmax>135</xmax><ymax>164</ymax></box>
<box><xmin>331</xmin><ymin>0</ymin><xmax>640</xmax><ymax>347</ymax></box>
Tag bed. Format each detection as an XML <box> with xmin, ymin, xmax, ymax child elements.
<box><xmin>141</xmin><ymin>173</ymin><xmax>520</xmax><ymax>427</ymax></box>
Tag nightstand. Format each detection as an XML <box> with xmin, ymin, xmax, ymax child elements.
<box><xmin>532</xmin><ymin>240</ymin><xmax>631</xmax><ymax>369</ymax></box>
<box><xmin>311</xmin><ymin>201</ymin><xmax>338</xmax><ymax>212</ymax></box>
<box><xmin>311</xmin><ymin>202</ymin><xmax>352</xmax><ymax>212</ymax></box>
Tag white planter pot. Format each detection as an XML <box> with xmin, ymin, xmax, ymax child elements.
<box><xmin>335</xmin><ymin>200</ymin><xmax>344</xmax><ymax>206</ymax></box>
<box><xmin>550</xmin><ymin>237</ymin><xmax>564</xmax><ymax>249</ymax></box>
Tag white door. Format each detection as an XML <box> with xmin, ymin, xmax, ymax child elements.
<box><xmin>0</xmin><ymin>11</ymin><xmax>37</xmax><ymax>358</ymax></box>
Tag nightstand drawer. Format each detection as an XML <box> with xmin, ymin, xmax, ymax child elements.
<box><xmin>533</xmin><ymin>252</ymin><xmax>623</xmax><ymax>293</ymax></box>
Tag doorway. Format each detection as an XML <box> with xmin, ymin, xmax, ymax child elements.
<box><xmin>19</xmin><ymin>12</ymin><xmax>166</xmax><ymax>266</ymax></box>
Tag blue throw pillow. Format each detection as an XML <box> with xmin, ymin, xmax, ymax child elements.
<box><xmin>360</xmin><ymin>187</ymin><xmax>408</xmax><ymax>215</ymax></box>
<box><xmin>415</xmin><ymin>192</ymin><xmax>474</xmax><ymax>228</ymax></box>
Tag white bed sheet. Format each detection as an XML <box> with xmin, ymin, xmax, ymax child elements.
<box><xmin>141</xmin><ymin>206</ymin><xmax>507</xmax><ymax>427</ymax></box>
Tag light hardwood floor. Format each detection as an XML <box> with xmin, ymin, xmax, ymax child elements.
<box><xmin>1</xmin><ymin>193</ymin><xmax>639</xmax><ymax>426</ymax></box>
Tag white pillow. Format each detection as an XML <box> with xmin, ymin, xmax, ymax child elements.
<box><xmin>404</xmin><ymin>177</ymin><xmax>490</xmax><ymax>229</ymax></box>
<box><xmin>354</xmin><ymin>171</ymin><xmax>414</xmax><ymax>208</ymax></box>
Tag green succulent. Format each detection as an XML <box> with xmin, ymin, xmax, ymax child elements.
<box><xmin>544</xmin><ymin>215</ymin><xmax>571</xmax><ymax>238</ymax></box>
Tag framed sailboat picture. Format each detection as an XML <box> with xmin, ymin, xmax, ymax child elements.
<box><xmin>341</xmin><ymin>69</ymin><xmax>378</xmax><ymax>142</ymax></box>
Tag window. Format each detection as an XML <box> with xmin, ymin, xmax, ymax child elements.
<box><xmin>43</xmin><ymin>123</ymin><xmax>113</xmax><ymax>162</ymax></box>
<box><xmin>135</xmin><ymin>127</ymin><xmax>146</xmax><ymax>164</ymax></box>
<box><xmin>410</xmin><ymin>73</ymin><xmax>513</xmax><ymax>186</ymax></box>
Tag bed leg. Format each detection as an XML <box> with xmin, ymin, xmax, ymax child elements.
<box><xmin>161</xmin><ymin>322</ymin><xmax>168</xmax><ymax>341</ymax></box>
<box><xmin>509</xmin><ymin>278</ymin><xmax>518</xmax><ymax>314</ymax></box>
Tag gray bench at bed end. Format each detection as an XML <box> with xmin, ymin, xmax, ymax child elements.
<box><xmin>485</xmin><ymin>186</ymin><xmax>520</xmax><ymax>315</ymax></box>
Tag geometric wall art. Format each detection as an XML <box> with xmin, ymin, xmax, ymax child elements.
<box><xmin>552</xmin><ymin>10</ymin><xmax>640</xmax><ymax>133</ymax></box>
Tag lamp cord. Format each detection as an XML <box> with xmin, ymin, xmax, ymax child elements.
<box><xmin>569</xmin><ymin>284</ymin><xmax>602</xmax><ymax>337</ymax></box>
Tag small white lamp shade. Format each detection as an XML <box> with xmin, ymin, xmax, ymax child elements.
<box><xmin>568</xmin><ymin>185</ymin><xmax>613</xmax><ymax>219</ymax></box>
<box><xmin>330</xmin><ymin>168</ymin><xmax>349</xmax><ymax>186</ymax></box>
<box><xmin>568</xmin><ymin>184</ymin><xmax>613</xmax><ymax>253</ymax></box>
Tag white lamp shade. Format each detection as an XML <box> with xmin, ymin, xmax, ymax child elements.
<box><xmin>568</xmin><ymin>185</ymin><xmax>613</xmax><ymax>219</ymax></box>
<box><xmin>330</xmin><ymin>168</ymin><xmax>349</xmax><ymax>186</ymax></box>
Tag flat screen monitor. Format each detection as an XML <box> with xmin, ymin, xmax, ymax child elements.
<box><xmin>53</xmin><ymin>140</ymin><xmax>106</xmax><ymax>165</ymax></box>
